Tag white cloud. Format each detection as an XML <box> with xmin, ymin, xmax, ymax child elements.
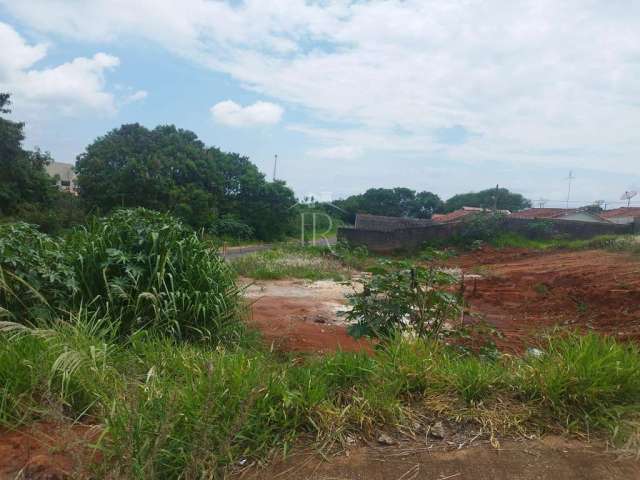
<box><xmin>124</xmin><ymin>90</ymin><xmax>148</xmax><ymax>104</ymax></box>
<box><xmin>211</xmin><ymin>100</ymin><xmax>283</xmax><ymax>127</ymax></box>
<box><xmin>0</xmin><ymin>21</ymin><xmax>131</xmax><ymax>115</ymax></box>
<box><xmin>3</xmin><ymin>1</ymin><xmax>640</xmax><ymax>175</ymax></box>
<box><xmin>307</xmin><ymin>145</ymin><xmax>363</xmax><ymax>160</ymax></box>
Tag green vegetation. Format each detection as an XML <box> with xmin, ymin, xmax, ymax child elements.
<box><xmin>0</xmin><ymin>93</ymin><xmax>85</xmax><ymax>233</ymax></box>
<box><xmin>442</xmin><ymin>187</ymin><xmax>531</xmax><ymax>213</ymax></box>
<box><xmin>231</xmin><ymin>245</ymin><xmax>347</xmax><ymax>281</ymax></box>
<box><xmin>76</xmin><ymin>123</ymin><xmax>296</xmax><ymax>240</ymax></box>
<box><xmin>0</xmin><ymin>209</ymin><xmax>242</xmax><ymax>342</ymax></box>
<box><xmin>334</xmin><ymin>187</ymin><xmax>443</xmax><ymax>222</ymax></box>
<box><xmin>0</xmin><ymin>209</ymin><xmax>639</xmax><ymax>477</ymax></box>
<box><xmin>490</xmin><ymin>232</ymin><xmax>640</xmax><ymax>254</ymax></box>
<box><xmin>343</xmin><ymin>261</ymin><xmax>461</xmax><ymax>339</ymax></box>
<box><xmin>1</xmin><ymin>323</ymin><xmax>639</xmax><ymax>478</ymax></box>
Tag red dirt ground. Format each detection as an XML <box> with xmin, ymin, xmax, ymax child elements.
<box><xmin>450</xmin><ymin>248</ymin><xmax>640</xmax><ymax>351</ymax></box>
<box><xmin>0</xmin><ymin>422</ymin><xmax>100</xmax><ymax>479</ymax></box>
<box><xmin>247</xmin><ymin>295</ymin><xmax>372</xmax><ymax>354</ymax></box>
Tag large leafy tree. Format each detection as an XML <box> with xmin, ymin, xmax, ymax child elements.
<box><xmin>335</xmin><ymin>187</ymin><xmax>443</xmax><ymax>222</ymax></box>
<box><xmin>443</xmin><ymin>187</ymin><xmax>531</xmax><ymax>213</ymax></box>
<box><xmin>0</xmin><ymin>93</ymin><xmax>56</xmax><ymax>215</ymax></box>
<box><xmin>76</xmin><ymin>123</ymin><xmax>296</xmax><ymax>239</ymax></box>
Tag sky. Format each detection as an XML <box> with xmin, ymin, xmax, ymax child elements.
<box><xmin>1</xmin><ymin>0</ymin><xmax>640</xmax><ymax>208</ymax></box>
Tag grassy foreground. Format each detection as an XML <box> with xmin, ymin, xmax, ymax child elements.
<box><xmin>1</xmin><ymin>210</ymin><xmax>639</xmax><ymax>478</ymax></box>
<box><xmin>1</xmin><ymin>320</ymin><xmax>639</xmax><ymax>478</ymax></box>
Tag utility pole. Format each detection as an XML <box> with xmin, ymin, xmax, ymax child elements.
<box><xmin>272</xmin><ymin>154</ymin><xmax>278</xmax><ymax>181</ymax></box>
<box><xmin>493</xmin><ymin>184</ymin><xmax>499</xmax><ymax>212</ymax></box>
<box><xmin>565</xmin><ymin>171</ymin><xmax>575</xmax><ymax>211</ymax></box>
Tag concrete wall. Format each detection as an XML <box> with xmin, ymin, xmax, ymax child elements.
<box><xmin>354</xmin><ymin>213</ymin><xmax>434</xmax><ymax>231</ymax></box>
<box><xmin>338</xmin><ymin>216</ymin><xmax>633</xmax><ymax>253</ymax></box>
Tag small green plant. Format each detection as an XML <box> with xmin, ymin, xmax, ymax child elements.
<box><xmin>343</xmin><ymin>260</ymin><xmax>461</xmax><ymax>339</ymax></box>
<box><xmin>533</xmin><ymin>282</ymin><xmax>551</xmax><ymax>296</ymax></box>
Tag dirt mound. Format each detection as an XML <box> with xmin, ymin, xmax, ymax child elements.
<box><xmin>0</xmin><ymin>422</ymin><xmax>100</xmax><ymax>479</ymax></box>
<box><xmin>457</xmin><ymin>249</ymin><xmax>640</xmax><ymax>351</ymax></box>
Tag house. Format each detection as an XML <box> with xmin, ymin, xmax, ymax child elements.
<box><xmin>510</xmin><ymin>208</ymin><xmax>609</xmax><ymax>223</ymax></box>
<box><xmin>432</xmin><ymin>206</ymin><xmax>510</xmax><ymax>223</ymax></box>
<box><xmin>354</xmin><ymin>213</ymin><xmax>434</xmax><ymax>231</ymax></box>
<box><xmin>599</xmin><ymin>207</ymin><xmax>640</xmax><ymax>225</ymax></box>
<box><xmin>46</xmin><ymin>161</ymin><xmax>78</xmax><ymax>195</ymax></box>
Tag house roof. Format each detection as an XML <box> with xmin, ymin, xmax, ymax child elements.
<box><xmin>600</xmin><ymin>207</ymin><xmax>640</xmax><ymax>219</ymax></box>
<box><xmin>432</xmin><ymin>206</ymin><xmax>510</xmax><ymax>223</ymax></box>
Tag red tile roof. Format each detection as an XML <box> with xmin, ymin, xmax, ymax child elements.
<box><xmin>432</xmin><ymin>206</ymin><xmax>509</xmax><ymax>223</ymax></box>
<box><xmin>600</xmin><ymin>207</ymin><xmax>640</xmax><ymax>219</ymax></box>
<box><xmin>432</xmin><ymin>209</ymin><xmax>478</xmax><ymax>222</ymax></box>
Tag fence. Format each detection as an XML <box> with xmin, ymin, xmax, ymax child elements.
<box><xmin>338</xmin><ymin>216</ymin><xmax>635</xmax><ymax>253</ymax></box>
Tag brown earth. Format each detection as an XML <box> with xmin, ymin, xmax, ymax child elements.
<box><xmin>0</xmin><ymin>422</ymin><xmax>100</xmax><ymax>480</ymax></box>
<box><xmin>243</xmin><ymin>278</ymin><xmax>372</xmax><ymax>354</ymax></box>
<box><xmin>242</xmin><ymin>436</ymin><xmax>640</xmax><ymax>480</ymax></box>
<box><xmin>451</xmin><ymin>248</ymin><xmax>640</xmax><ymax>351</ymax></box>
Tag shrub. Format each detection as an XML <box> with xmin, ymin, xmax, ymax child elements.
<box><xmin>0</xmin><ymin>222</ymin><xmax>76</xmax><ymax>321</ymax></box>
<box><xmin>210</xmin><ymin>216</ymin><xmax>254</xmax><ymax>240</ymax></box>
<box><xmin>0</xmin><ymin>209</ymin><xmax>242</xmax><ymax>343</ymax></box>
<box><xmin>343</xmin><ymin>261</ymin><xmax>461</xmax><ymax>339</ymax></box>
<box><xmin>66</xmin><ymin>209</ymin><xmax>241</xmax><ymax>340</ymax></box>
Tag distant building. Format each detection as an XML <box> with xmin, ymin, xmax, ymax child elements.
<box><xmin>510</xmin><ymin>208</ymin><xmax>609</xmax><ymax>223</ymax></box>
<box><xmin>432</xmin><ymin>206</ymin><xmax>510</xmax><ymax>223</ymax></box>
<box><xmin>46</xmin><ymin>161</ymin><xmax>78</xmax><ymax>195</ymax></box>
<box><xmin>599</xmin><ymin>207</ymin><xmax>640</xmax><ymax>225</ymax></box>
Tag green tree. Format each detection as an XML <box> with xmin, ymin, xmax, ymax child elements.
<box><xmin>335</xmin><ymin>187</ymin><xmax>443</xmax><ymax>222</ymax></box>
<box><xmin>443</xmin><ymin>187</ymin><xmax>531</xmax><ymax>213</ymax></box>
<box><xmin>76</xmin><ymin>123</ymin><xmax>296</xmax><ymax>239</ymax></box>
<box><xmin>0</xmin><ymin>93</ymin><xmax>56</xmax><ymax>215</ymax></box>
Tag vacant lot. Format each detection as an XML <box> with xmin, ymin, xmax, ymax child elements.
<box><xmin>449</xmin><ymin>248</ymin><xmax>640</xmax><ymax>351</ymax></box>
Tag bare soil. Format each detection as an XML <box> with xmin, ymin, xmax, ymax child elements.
<box><xmin>242</xmin><ymin>278</ymin><xmax>372</xmax><ymax>354</ymax></box>
<box><xmin>242</xmin><ymin>436</ymin><xmax>640</xmax><ymax>480</ymax></box>
<box><xmin>450</xmin><ymin>248</ymin><xmax>640</xmax><ymax>351</ymax></box>
<box><xmin>0</xmin><ymin>422</ymin><xmax>100</xmax><ymax>480</ymax></box>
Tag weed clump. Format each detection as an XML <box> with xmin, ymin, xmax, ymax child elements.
<box><xmin>0</xmin><ymin>208</ymin><xmax>241</xmax><ymax>342</ymax></box>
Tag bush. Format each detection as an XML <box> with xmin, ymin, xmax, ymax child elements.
<box><xmin>0</xmin><ymin>208</ymin><xmax>242</xmax><ymax>342</ymax></box>
<box><xmin>0</xmin><ymin>222</ymin><xmax>76</xmax><ymax>321</ymax></box>
<box><xmin>343</xmin><ymin>261</ymin><xmax>461</xmax><ymax>339</ymax></box>
<box><xmin>210</xmin><ymin>216</ymin><xmax>254</xmax><ymax>240</ymax></box>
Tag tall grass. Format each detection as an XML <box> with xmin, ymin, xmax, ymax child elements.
<box><xmin>0</xmin><ymin>209</ymin><xmax>242</xmax><ymax>342</ymax></box>
<box><xmin>1</xmin><ymin>318</ymin><xmax>639</xmax><ymax>478</ymax></box>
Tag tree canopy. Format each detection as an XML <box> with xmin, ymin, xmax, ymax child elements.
<box><xmin>0</xmin><ymin>93</ymin><xmax>56</xmax><ymax>215</ymax></box>
<box><xmin>335</xmin><ymin>187</ymin><xmax>443</xmax><ymax>222</ymax></box>
<box><xmin>442</xmin><ymin>187</ymin><xmax>531</xmax><ymax>213</ymax></box>
<box><xmin>76</xmin><ymin>123</ymin><xmax>296</xmax><ymax>240</ymax></box>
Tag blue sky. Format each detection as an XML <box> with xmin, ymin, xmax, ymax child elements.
<box><xmin>1</xmin><ymin>1</ymin><xmax>640</xmax><ymax>208</ymax></box>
